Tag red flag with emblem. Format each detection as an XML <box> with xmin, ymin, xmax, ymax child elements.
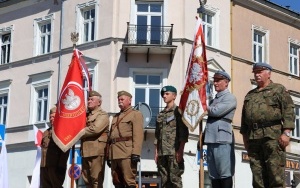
<box><xmin>179</xmin><ymin>17</ymin><xmax>208</xmax><ymax>132</ymax></box>
<box><xmin>52</xmin><ymin>49</ymin><xmax>86</xmax><ymax>152</ymax></box>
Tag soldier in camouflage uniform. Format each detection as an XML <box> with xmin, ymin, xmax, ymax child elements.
<box><xmin>240</xmin><ymin>62</ymin><xmax>295</xmax><ymax>188</ymax></box>
<box><xmin>154</xmin><ymin>85</ymin><xmax>189</xmax><ymax>188</ymax></box>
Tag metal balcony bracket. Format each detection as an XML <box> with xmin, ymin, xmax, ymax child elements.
<box><xmin>170</xmin><ymin>49</ymin><xmax>174</xmax><ymax>64</ymax></box>
<box><xmin>125</xmin><ymin>48</ymin><xmax>128</xmax><ymax>62</ymax></box>
<box><xmin>147</xmin><ymin>48</ymin><xmax>150</xmax><ymax>63</ymax></box>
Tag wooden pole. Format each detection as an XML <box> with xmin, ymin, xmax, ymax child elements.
<box><xmin>70</xmin><ymin>145</ymin><xmax>75</xmax><ymax>188</ymax></box>
<box><xmin>199</xmin><ymin>121</ymin><xmax>204</xmax><ymax>188</ymax></box>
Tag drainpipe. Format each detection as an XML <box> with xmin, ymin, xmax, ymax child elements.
<box><xmin>57</xmin><ymin>0</ymin><xmax>65</xmax><ymax>101</ymax></box>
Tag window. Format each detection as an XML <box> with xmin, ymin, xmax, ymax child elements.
<box><xmin>201</xmin><ymin>12</ymin><xmax>213</xmax><ymax>47</ymax></box>
<box><xmin>252</xmin><ymin>26</ymin><xmax>269</xmax><ymax>63</ymax></box>
<box><xmin>29</xmin><ymin>71</ymin><xmax>53</xmax><ymax>124</ymax></box>
<box><xmin>0</xmin><ymin>79</ymin><xmax>11</xmax><ymax>125</ymax></box>
<box><xmin>135</xmin><ymin>3</ymin><xmax>163</xmax><ymax>44</ymax></box>
<box><xmin>293</xmin><ymin>105</ymin><xmax>300</xmax><ymax>138</ymax></box>
<box><xmin>39</xmin><ymin>23</ymin><xmax>51</xmax><ymax>54</ymax></box>
<box><xmin>0</xmin><ymin>94</ymin><xmax>8</xmax><ymax>125</ymax></box>
<box><xmin>36</xmin><ymin>87</ymin><xmax>48</xmax><ymax>122</ymax></box>
<box><xmin>134</xmin><ymin>74</ymin><xmax>162</xmax><ymax>128</ymax></box>
<box><xmin>76</xmin><ymin>1</ymin><xmax>98</xmax><ymax>43</ymax></box>
<box><xmin>289</xmin><ymin>43</ymin><xmax>299</xmax><ymax>76</ymax></box>
<box><xmin>130</xmin><ymin>68</ymin><xmax>167</xmax><ymax>128</ymax></box>
<box><xmin>34</xmin><ymin>14</ymin><xmax>53</xmax><ymax>56</ymax></box>
<box><xmin>1</xmin><ymin>33</ymin><xmax>10</xmax><ymax>65</ymax></box>
<box><xmin>0</xmin><ymin>25</ymin><xmax>13</xmax><ymax>65</ymax></box>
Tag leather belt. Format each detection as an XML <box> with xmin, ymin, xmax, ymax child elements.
<box><xmin>209</xmin><ymin>117</ymin><xmax>232</xmax><ymax>123</ymax></box>
<box><xmin>252</xmin><ymin>120</ymin><xmax>282</xmax><ymax>130</ymax></box>
<box><xmin>109</xmin><ymin>136</ymin><xmax>132</xmax><ymax>144</ymax></box>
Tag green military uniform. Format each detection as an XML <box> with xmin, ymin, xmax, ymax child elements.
<box><xmin>240</xmin><ymin>82</ymin><xmax>295</xmax><ymax>188</ymax></box>
<box><xmin>40</xmin><ymin>128</ymin><xmax>70</xmax><ymax>188</ymax></box>
<box><xmin>154</xmin><ymin>105</ymin><xmax>189</xmax><ymax>188</ymax></box>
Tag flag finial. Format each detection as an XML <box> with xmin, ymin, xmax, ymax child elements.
<box><xmin>71</xmin><ymin>32</ymin><xmax>79</xmax><ymax>49</ymax></box>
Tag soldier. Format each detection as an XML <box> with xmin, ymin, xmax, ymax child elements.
<box><xmin>40</xmin><ymin>107</ymin><xmax>70</xmax><ymax>188</ymax></box>
<box><xmin>154</xmin><ymin>86</ymin><xmax>189</xmax><ymax>188</ymax></box>
<box><xmin>107</xmin><ymin>91</ymin><xmax>144</xmax><ymax>188</ymax></box>
<box><xmin>81</xmin><ymin>90</ymin><xmax>109</xmax><ymax>188</ymax></box>
<box><xmin>240</xmin><ymin>62</ymin><xmax>295</xmax><ymax>188</ymax></box>
<box><xmin>204</xmin><ymin>71</ymin><xmax>236</xmax><ymax>188</ymax></box>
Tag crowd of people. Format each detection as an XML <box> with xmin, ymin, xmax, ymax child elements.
<box><xmin>39</xmin><ymin>62</ymin><xmax>295</xmax><ymax>188</ymax></box>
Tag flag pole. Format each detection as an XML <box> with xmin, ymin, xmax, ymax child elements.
<box><xmin>70</xmin><ymin>31</ymin><xmax>79</xmax><ymax>188</ymax></box>
<box><xmin>198</xmin><ymin>1</ymin><xmax>206</xmax><ymax>188</ymax></box>
<box><xmin>199</xmin><ymin>121</ymin><xmax>204</xmax><ymax>188</ymax></box>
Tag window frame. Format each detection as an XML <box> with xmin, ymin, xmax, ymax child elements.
<box><xmin>252</xmin><ymin>25</ymin><xmax>269</xmax><ymax>63</ymax></box>
<box><xmin>0</xmin><ymin>25</ymin><xmax>13</xmax><ymax>65</ymax></box>
<box><xmin>33</xmin><ymin>14</ymin><xmax>54</xmax><ymax>56</ymax></box>
<box><xmin>291</xmin><ymin>95</ymin><xmax>300</xmax><ymax>139</ymax></box>
<box><xmin>29</xmin><ymin>71</ymin><xmax>53</xmax><ymax>124</ymax></box>
<box><xmin>199</xmin><ymin>5</ymin><xmax>219</xmax><ymax>48</ymax></box>
<box><xmin>0</xmin><ymin>80</ymin><xmax>11</xmax><ymax>125</ymax></box>
<box><xmin>288</xmin><ymin>38</ymin><xmax>300</xmax><ymax>76</ymax></box>
<box><xmin>76</xmin><ymin>1</ymin><xmax>98</xmax><ymax>44</ymax></box>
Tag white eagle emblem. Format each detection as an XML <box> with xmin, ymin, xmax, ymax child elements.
<box><xmin>62</xmin><ymin>88</ymin><xmax>81</xmax><ymax>110</ymax></box>
<box><xmin>189</xmin><ymin>63</ymin><xmax>203</xmax><ymax>84</ymax></box>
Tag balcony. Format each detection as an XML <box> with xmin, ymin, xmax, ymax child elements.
<box><xmin>122</xmin><ymin>23</ymin><xmax>177</xmax><ymax>63</ymax></box>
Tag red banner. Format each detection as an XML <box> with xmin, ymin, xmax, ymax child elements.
<box><xmin>179</xmin><ymin>17</ymin><xmax>208</xmax><ymax>132</ymax></box>
<box><xmin>52</xmin><ymin>49</ymin><xmax>86</xmax><ymax>152</ymax></box>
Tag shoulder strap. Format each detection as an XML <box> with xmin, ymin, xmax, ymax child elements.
<box><xmin>111</xmin><ymin>109</ymin><xmax>133</xmax><ymax>138</ymax></box>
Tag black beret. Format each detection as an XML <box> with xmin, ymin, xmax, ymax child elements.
<box><xmin>117</xmin><ymin>90</ymin><xmax>132</xmax><ymax>98</ymax></box>
<box><xmin>253</xmin><ymin>62</ymin><xmax>273</xmax><ymax>71</ymax></box>
<box><xmin>89</xmin><ymin>90</ymin><xmax>102</xmax><ymax>97</ymax></box>
<box><xmin>160</xmin><ymin>85</ymin><xmax>177</xmax><ymax>97</ymax></box>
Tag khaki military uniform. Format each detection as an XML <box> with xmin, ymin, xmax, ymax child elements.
<box><xmin>154</xmin><ymin>105</ymin><xmax>189</xmax><ymax>188</ymax></box>
<box><xmin>241</xmin><ymin>82</ymin><xmax>295</xmax><ymax>188</ymax></box>
<box><xmin>108</xmin><ymin>107</ymin><xmax>144</xmax><ymax>187</ymax></box>
<box><xmin>81</xmin><ymin>106</ymin><xmax>109</xmax><ymax>188</ymax></box>
<box><xmin>40</xmin><ymin>128</ymin><xmax>70</xmax><ymax>188</ymax></box>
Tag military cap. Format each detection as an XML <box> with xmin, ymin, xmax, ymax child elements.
<box><xmin>213</xmin><ymin>70</ymin><xmax>231</xmax><ymax>81</ymax></box>
<box><xmin>49</xmin><ymin>107</ymin><xmax>56</xmax><ymax>114</ymax></box>
<box><xmin>252</xmin><ymin>62</ymin><xmax>273</xmax><ymax>72</ymax></box>
<box><xmin>160</xmin><ymin>85</ymin><xmax>177</xmax><ymax>97</ymax></box>
<box><xmin>89</xmin><ymin>90</ymin><xmax>102</xmax><ymax>97</ymax></box>
<box><xmin>117</xmin><ymin>90</ymin><xmax>132</xmax><ymax>98</ymax></box>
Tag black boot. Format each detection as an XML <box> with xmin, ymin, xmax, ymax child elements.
<box><xmin>115</xmin><ymin>185</ymin><xmax>125</xmax><ymax>188</ymax></box>
<box><xmin>211</xmin><ymin>179</ymin><xmax>222</xmax><ymax>188</ymax></box>
<box><xmin>220</xmin><ymin>177</ymin><xmax>233</xmax><ymax>188</ymax></box>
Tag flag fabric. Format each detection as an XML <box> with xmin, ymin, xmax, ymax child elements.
<box><xmin>179</xmin><ymin>17</ymin><xmax>208</xmax><ymax>132</ymax></box>
<box><xmin>30</xmin><ymin>125</ymin><xmax>43</xmax><ymax>188</ymax></box>
<box><xmin>52</xmin><ymin>49</ymin><xmax>86</xmax><ymax>152</ymax></box>
<box><xmin>30</xmin><ymin>146</ymin><xmax>41</xmax><ymax>188</ymax></box>
<box><xmin>0</xmin><ymin>139</ymin><xmax>8</xmax><ymax>188</ymax></box>
<box><xmin>33</xmin><ymin>125</ymin><xmax>43</xmax><ymax>146</ymax></box>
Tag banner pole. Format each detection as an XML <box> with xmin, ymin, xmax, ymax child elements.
<box><xmin>70</xmin><ymin>145</ymin><xmax>75</xmax><ymax>188</ymax></box>
<box><xmin>199</xmin><ymin>121</ymin><xmax>204</xmax><ymax>188</ymax></box>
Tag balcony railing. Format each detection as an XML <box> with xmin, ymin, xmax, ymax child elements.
<box><xmin>124</xmin><ymin>23</ymin><xmax>173</xmax><ymax>45</ymax></box>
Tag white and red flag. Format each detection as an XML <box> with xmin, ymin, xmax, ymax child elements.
<box><xmin>179</xmin><ymin>17</ymin><xmax>208</xmax><ymax>132</ymax></box>
<box><xmin>30</xmin><ymin>125</ymin><xmax>43</xmax><ymax>188</ymax></box>
<box><xmin>52</xmin><ymin>49</ymin><xmax>87</xmax><ymax>152</ymax></box>
<box><xmin>0</xmin><ymin>137</ymin><xmax>8</xmax><ymax>188</ymax></box>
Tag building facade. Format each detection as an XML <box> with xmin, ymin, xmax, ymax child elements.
<box><xmin>0</xmin><ymin>0</ymin><xmax>299</xmax><ymax>187</ymax></box>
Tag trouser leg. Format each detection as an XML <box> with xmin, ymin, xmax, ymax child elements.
<box><xmin>211</xmin><ymin>179</ymin><xmax>222</xmax><ymax>188</ymax></box>
<box><xmin>220</xmin><ymin>177</ymin><xmax>233</xmax><ymax>188</ymax></box>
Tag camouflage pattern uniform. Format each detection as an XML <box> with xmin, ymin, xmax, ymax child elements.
<box><xmin>240</xmin><ymin>82</ymin><xmax>295</xmax><ymax>188</ymax></box>
<box><xmin>154</xmin><ymin>105</ymin><xmax>189</xmax><ymax>188</ymax></box>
